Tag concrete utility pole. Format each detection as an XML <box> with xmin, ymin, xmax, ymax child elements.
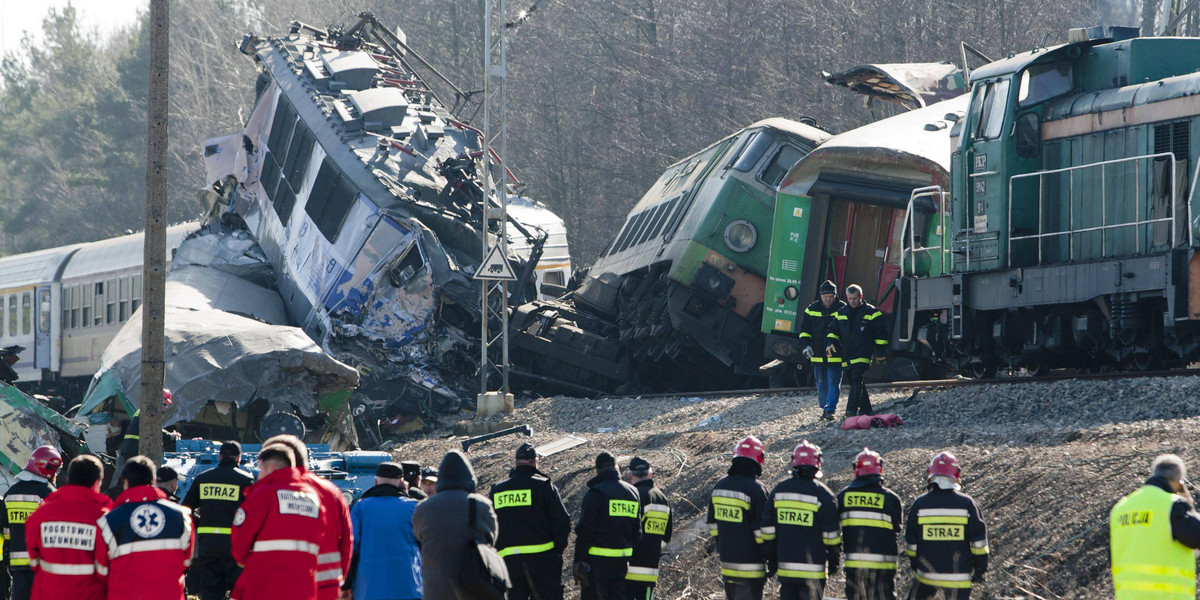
<box><xmin>139</xmin><ymin>0</ymin><xmax>169</xmax><ymax>464</ymax></box>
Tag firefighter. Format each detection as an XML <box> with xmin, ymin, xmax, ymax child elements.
<box><xmin>25</xmin><ymin>454</ymin><xmax>112</xmax><ymax>600</ymax></box>
<box><xmin>708</xmin><ymin>436</ymin><xmax>771</xmax><ymax>600</ymax></box>
<box><xmin>95</xmin><ymin>456</ymin><xmax>195</xmax><ymax>600</ymax></box>
<box><xmin>825</xmin><ymin>284</ymin><xmax>888</xmax><ymax>418</ymax></box>
<box><xmin>573</xmin><ymin>451</ymin><xmax>642</xmax><ymax>600</ymax></box>
<box><xmin>231</xmin><ymin>444</ymin><xmax>326</xmax><ymax>600</ymax></box>
<box><xmin>762</xmin><ymin>441</ymin><xmax>840</xmax><ymax>600</ymax></box>
<box><xmin>1110</xmin><ymin>454</ymin><xmax>1200</xmax><ymax>598</ymax></box>
<box><xmin>264</xmin><ymin>434</ymin><xmax>354</xmax><ymax>600</ymax></box>
<box><xmin>181</xmin><ymin>440</ymin><xmax>255</xmax><ymax>600</ymax></box>
<box><xmin>2</xmin><ymin>444</ymin><xmax>61</xmax><ymax>600</ymax></box>
<box><xmin>625</xmin><ymin>456</ymin><xmax>673</xmax><ymax>600</ymax></box>
<box><xmin>799</xmin><ymin>280</ymin><xmax>846</xmax><ymax>420</ymax></box>
<box><xmin>490</xmin><ymin>442</ymin><xmax>572</xmax><ymax>600</ymax></box>
<box><xmin>837</xmin><ymin>448</ymin><xmax>902</xmax><ymax>600</ymax></box>
<box><xmin>110</xmin><ymin>389</ymin><xmax>178</xmax><ymax>492</ymax></box>
<box><xmin>904</xmin><ymin>452</ymin><xmax>988</xmax><ymax>599</ymax></box>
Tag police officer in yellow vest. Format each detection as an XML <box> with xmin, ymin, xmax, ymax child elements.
<box><xmin>1110</xmin><ymin>454</ymin><xmax>1200</xmax><ymax>599</ymax></box>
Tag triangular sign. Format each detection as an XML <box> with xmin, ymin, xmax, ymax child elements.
<box><xmin>474</xmin><ymin>245</ymin><xmax>518</xmax><ymax>281</ymax></box>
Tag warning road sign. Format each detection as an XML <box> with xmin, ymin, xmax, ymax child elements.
<box><xmin>474</xmin><ymin>245</ymin><xmax>517</xmax><ymax>281</ymax></box>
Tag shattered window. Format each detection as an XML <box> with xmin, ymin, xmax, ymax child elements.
<box><xmin>759</xmin><ymin>145</ymin><xmax>804</xmax><ymax>190</ymax></box>
<box><xmin>23</xmin><ymin>292</ymin><xmax>32</xmax><ymax>335</ymax></box>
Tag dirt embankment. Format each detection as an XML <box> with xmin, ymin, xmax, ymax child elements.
<box><xmin>395</xmin><ymin>376</ymin><xmax>1200</xmax><ymax>599</ymax></box>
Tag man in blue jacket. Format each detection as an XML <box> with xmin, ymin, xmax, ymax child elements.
<box><xmin>342</xmin><ymin>462</ymin><xmax>422</xmax><ymax>600</ymax></box>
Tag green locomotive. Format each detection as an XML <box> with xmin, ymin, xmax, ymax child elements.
<box><xmin>896</xmin><ymin>27</ymin><xmax>1200</xmax><ymax>374</ymax></box>
<box><xmin>512</xmin><ymin>119</ymin><xmax>830</xmax><ymax>392</ymax></box>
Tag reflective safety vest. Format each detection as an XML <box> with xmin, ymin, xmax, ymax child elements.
<box><xmin>1110</xmin><ymin>485</ymin><xmax>1196</xmax><ymax>599</ymax></box>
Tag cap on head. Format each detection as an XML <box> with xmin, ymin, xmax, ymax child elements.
<box><xmin>421</xmin><ymin>466</ymin><xmax>438</xmax><ymax>482</ymax></box>
<box><xmin>26</xmin><ymin>445</ymin><xmax>63</xmax><ymax>479</ymax></box>
<box><xmin>818</xmin><ymin>280</ymin><xmax>837</xmax><ymax>296</ymax></box>
<box><xmin>516</xmin><ymin>443</ymin><xmax>538</xmax><ymax>461</ymax></box>
<box><xmin>157</xmin><ymin>466</ymin><xmax>179</xmax><ymax>483</ymax></box>
<box><xmin>791</xmin><ymin>440</ymin><xmax>822</xmax><ymax>471</ymax></box>
<box><xmin>375</xmin><ymin>461</ymin><xmax>405</xmax><ymax>479</ymax></box>
<box><xmin>595</xmin><ymin>451</ymin><xmax>616</xmax><ymax>470</ymax></box>
<box><xmin>733</xmin><ymin>436</ymin><xmax>765</xmax><ymax>465</ymax></box>
<box><xmin>628</xmin><ymin>456</ymin><xmax>651</xmax><ymax>476</ymax></box>
<box><xmin>853</xmin><ymin>447</ymin><xmax>883</xmax><ymax>477</ymax></box>
<box><xmin>927</xmin><ymin>451</ymin><xmax>961</xmax><ymax>481</ymax></box>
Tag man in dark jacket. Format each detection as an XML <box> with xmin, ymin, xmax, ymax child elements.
<box><xmin>343</xmin><ymin>461</ymin><xmax>421</xmax><ymax>600</ymax></box>
<box><xmin>402</xmin><ymin>462</ymin><xmax>427</xmax><ymax>501</ymax></box>
<box><xmin>763</xmin><ymin>441</ymin><xmax>840</xmax><ymax>600</ymax></box>
<box><xmin>825</xmin><ymin>284</ymin><xmax>888</xmax><ymax>417</ymax></box>
<box><xmin>625</xmin><ymin>456</ymin><xmax>672</xmax><ymax>600</ymax></box>
<box><xmin>799</xmin><ymin>280</ymin><xmax>846</xmax><ymax>420</ymax></box>
<box><xmin>574</xmin><ymin>451</ymin><xmax>642</xmax><ymax>600</ymax></box>
<box><xmin>1110</xmin><ymin>454</ymin><xmax>1200</xmax><ymax>598</ymax></box>
<box><xmin>905</xmin><ymin>452</ymin><xmax>988</xmax><ymax>599</ymax></box>
<box><xmin>491</xmin><ymin>443</ymin><xmax>571</xmax><ymax>600</ymax></box>
<box><xmin>413</xmin><ymin>450</ymin><xmax>501</xmax><ymax>600</ymax></box>
<box><xmin>838</xmin><ymin>448</ymin><xmax>903</xmax><ymax>600</ymax></box>
<box><xmin>181</xmin><ymin>440</ymin><xmax>255</xmax><ymax>600</ymax></box>
<box><xmin>708</xmin><ymin>436</ymin><xmax>771</xmax><ymax>600</ymax></box>
<box><xmin>3</xmin><ymin>445</ymin><xmax>60</xmax><ymax>600</ymax></box>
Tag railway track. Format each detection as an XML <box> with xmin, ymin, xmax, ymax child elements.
<box><xmin>617</xmin><ymin>367</ymin><xmax>1200</xmax><ymax>401</ymax></box>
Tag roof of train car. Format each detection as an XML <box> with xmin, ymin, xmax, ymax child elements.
<box><xmin>61</xmin><ymin>222</ymin><xmax>203</xmax><ymax>281</ymax></box>
<box><xmin>0</xmin><ymin>245</ymin><xmax>83</xmax><ymax>290</ymax></box>
<box><xmin>750</xmin><ymin>118</ymin><xmax>833</xmax><ymax>145</ymax></box>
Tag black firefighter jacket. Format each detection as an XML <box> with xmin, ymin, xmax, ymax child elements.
<box><xmin>762</xmin><ymin>473</ymin><xmax>841</xmax><ymax>581</ymax></box>
<box><xmin>708</xmin><ymin>457</ymin><xmax>771</xmax><ymax>580</ymax></box>
<box><xmin>490</xmin><ymin>464</ymin><xmax>572</xmax><ymax>560</ymax></box>
<box><xmin>574</xmin><ymin>469</ymin><xmax>642</xmax><ymax>577</ymax></box>
<box><xmin>628</xmin><ymin>479</ymin><xmax>673</xmax><ymax>585</ymax></box>
<box><xmin>2</xmin><ymin>474</ymin><xmax>55</xmax><ymax>570</ymax></box>
<box><xmin>826</xmin><ymin>301</ymin><xmax>889</xmax><ymax>365</ymax></box>
<box><xmin>905</xmin><ymin>486</ymin><xmax>989</xmax><ymax>591</ymax></box>
<box><xmin>798</xmin><ymin>299</ymin><xmax>846</xmax><ymax>365</ymax></box>
<box><xmin>180</xmin><ymin>459</ymin><xmax>255</xmax><ymax>557</ymax></box>
<box><xmin>837</xmin><ymin>475</ymin><xmax>903</xmax><ymax>572</ymax></box>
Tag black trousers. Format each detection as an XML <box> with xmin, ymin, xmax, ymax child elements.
<box><xmin>845</xmin><ymin>567</ymin><xmax>895</xmax><ymax>600</ymax></box>
<box><xmin>506</xmin><ymin>552</ymin><xmax>564</xmax><ymax>600</ymax></box>
<box><xmin>9</xmin><ymin>569</ymin><xmax>32</xmax><ymax>600</ymax></box>
<box><xmin>581</xmin><ymin>575</ymin><xmax>626</xmax><ymax>600</ymax></box>
<box><xmin>722</xmin><ymin>577</ymin><xmax>765</xmax><ymax>600</ymax></box>
<box><xmin>780</xmin><ymin>579</ymin><xmax>825</xmax><ymax>600</ymax></box>
<box><xmin>909</xmin><ymin>582</ymin><xmax>971</xmax><ymax>600</ymax></box>
<box><xmin>187</xmin><ymin>555</ymin><xmax>243</xmax><ymax>600</ymax></box>
<box><xmin>624</xmin><ymin>581</ymin><xmax>654</xmax><ymax>600</ymax></box>
<box><xmin>843</xmin><ymin>364</ymin><xmax>872</xmax><ymax>416</ymax></box>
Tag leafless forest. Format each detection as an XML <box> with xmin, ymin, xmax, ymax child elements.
<box><xmin>0</xmin><ymin>0</ymin><xmax>1173</xmax><ymax>261</ymax></box>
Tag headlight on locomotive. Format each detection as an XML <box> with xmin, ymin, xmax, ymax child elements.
<box><xmin>784</xmin><ymin>286</ymin><xmax>799</xmax><ymax>301</ymax></box>
<box><xmin>724</xmin><ymin>220</ymin><xmax>757</xmax><ymax>253</ymax></box>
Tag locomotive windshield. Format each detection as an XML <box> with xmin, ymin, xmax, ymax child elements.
<box><xmin>973</xmin><ymin>79</ymin><xmax>1010</xmax><ymax>140</ymax></box>
<box><xmin>1018</xmin><ymin>61</ymin><xmax>1072</xmax><ymax>106</ymax></box>
<box><xmin>731</xmin><ymin>131</ymin><xmax>773</xmax><ymax>172</ymax></box>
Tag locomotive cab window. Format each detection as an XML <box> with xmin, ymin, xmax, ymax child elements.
<box><xmin>732</xmin><ymin>131</ymin><xmax>773</xmax><ymax>172</ymax></box>
<box><xmin>974</xmin><ymin>79</ymin><xmax>1010</xmax><ymax>140</ymax></box>
<box><xmin>759</xmin><ymin>145</ymin><xmax>804</xmax><ymax>189</ymax></box>
<box><xmin>1018</xmin><ymin>61</ymin><xmax>1072</xmax><ymax>107</ymax></box>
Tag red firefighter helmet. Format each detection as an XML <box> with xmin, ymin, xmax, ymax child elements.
<box><xmin>928</xmin><ymin>451</ymin><xmax>961</xmax><ymax>481</ymax></box>
<box><xmin>162</xmin><ymin>388</ymin><xmax>173</xmax><ymax>404</ymax></box>
<box><xmin>853</xmin><ymin>447</ymin><xmax>883</xmax><ymax>477</ymax></box>
<box><xmin>733</xmin><ymin>436</ymin><xmax>765</xmax><ymax>465</ymax></box>
<box><xmin>791</xmin><ymin>440</ymin><xmax>822</xmax><ymax>469</ymax></box>
<box><xmin>25</xmin><ymin>445</ymin><xmax>62</xmax><ymax>479</ymax></box>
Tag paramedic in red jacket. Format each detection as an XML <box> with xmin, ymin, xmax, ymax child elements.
<box><xmin>95</xmin><ymin>456</ymin><xmax>194</xmax><ymax>600</ymax></box>
<box><xmin>264</xmin><ymin>434</ymin><xmax>353</xmax><ymax>599</ymax></box>
<box><xmin>25</xmin><ymin>455</ymin><xmax>112</xmax><ymax>600</ymax></box>
<box><xmin>231</xmin><ymin>444</ymin><xmax>326</xmax><ymax>600</ymax></box>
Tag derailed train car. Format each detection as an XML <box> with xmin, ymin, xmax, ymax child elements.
<box><xmin>512</xmin><ymin>119</ymin><xmax>831</xmax><ymax>392</ymax></box>
<box><xmin>896</xmin><ymin>27</ymin><xmax>1200</xmax><ymax>375</ymax></box>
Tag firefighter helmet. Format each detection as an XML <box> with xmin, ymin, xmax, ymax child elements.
<box><xmin>733</xmin><ymin>436</ymin><xmax>765</xmax><ymax>465</ymax></box>
<box><xmin>928</xmin><ymin>451</ymin><xmax>961</xmax><ymax>481</ymax></box>
<box><xmin>853</xmin><ymin>447</ymin><xmax>883</xmax><ymax>477</ymax></box>
<box><xmin>791</xmin><ymin>440</ymin><xmax>822</xmax><ymax>469</ymax></box>
<box><xmin>25</xmin><ymin>445</ymin><xmax>62</xmax><ymax>479</ymax></box>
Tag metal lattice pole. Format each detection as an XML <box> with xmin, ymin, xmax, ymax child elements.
<box><xmin>480</xmin><ymin>0</ymin><xmax>510</xmax><ymax>396</ymax></box>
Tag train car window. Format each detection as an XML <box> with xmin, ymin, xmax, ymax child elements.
<box><xmin>61</xmin><ymin>287</ymin><xmax>70</xmax><ymax>332</ymax></box>
<box><xmin>732</xmin><ymin>132</ymin><xmax>772</xmax><ymax>172</ymax></box>
<box><xmin>106</xmin><ymin>279</ymin><xmax>116</xmax><ymax>325</ymax></box>
<box><xmin>71</xmin><ymin>285</ymin><xmax>80</xmax><ymax>329</ymax></box>
<box><xmin>22</xmin><ymin>293</ymin><xmax>32</xmax><ymax>336</ymax></box>
<box><xmin>93</xmin><ymin>286</ymin><xmax>103</xmax><ymax>326</ymax></box>
<box><xmin>976</xmin><ymin>79</ymin><xmax>1010</xmax><ymax>140</ymax></box>
<box><xmin>0</xmin><ymin>296</ymin><xmax>5</xmax><ymax>337</ymax></box>
<box><xmin>9</xmin><ymin>294</ymin><xmax>17</xmax><ymax>336</ymax></box>
<box><xmin>759</xmin><ymin>145</ymin><xmax>804</xmax><ymax>189</ymax></box>
<box><xmin>267</xmin><ymin>96</ymin><xmax>297</xmax><ymax>159</ymax></box>
<box><xmin>262</xmin><ymin>155</ymin><xmax>282</xmax><ymax>201</ymax></box>
<box><xmin>284</xmin><ymin>124</ymin><xmax>315</xmax><ymax>190</ymax></box>
<box><xmin>1018</xmin><ymin>61</ymin><xmax>1072</xmax><ymax>107</ymax></box>
<box><xmin>119</xmin><ymin>278</ymin><xmax>129</xmax><ymax>322</ymax></box>
<box><xmin>39</xmin><ymin>293</ymin><xmax>50</xmax><ymax>334</ymax></box>
<box><xmin>132</xmin><ymin>275</ymin><xmax>141</xmax><ymax>314</ymax></box>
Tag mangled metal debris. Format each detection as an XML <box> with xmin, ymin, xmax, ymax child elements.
<box><xmin>824</xmin><ymin>62</ymin><xmax>965</xmax><ymax>109</ymax></box>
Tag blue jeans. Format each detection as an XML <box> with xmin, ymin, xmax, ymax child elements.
<box><xmin>813</xmin><ymin>363</ymin><xmax>842</xmax><ymax>412</ymax></box>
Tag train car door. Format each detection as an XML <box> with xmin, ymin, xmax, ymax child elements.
<box><xmin>34</xmin><ymin>285</ymin><xmax>53</xmax><ymax>375</ymax></box>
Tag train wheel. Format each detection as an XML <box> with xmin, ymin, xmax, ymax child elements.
<box><xmin>1023</xmin><ymin>361</ymin><xmax>1049</xmax><ymax>377</ymax></box>
<box><xmin>1130</xmin><ymin>351</ymin><xmax>1157</xmax><ymax>372</ymax></box>
<box><xmin>965</xmin><ymin>361</ymin><xmax>997</xmax><ymax>380</ymax></box>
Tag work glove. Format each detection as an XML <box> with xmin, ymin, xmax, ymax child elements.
<box><xmin>972</xmin><ymin>570</ymin><xmax>986</xmax><ymax>584</ymax></box>
<box><xmin>801</xmin><ymin>346</ymin><xmax>814</xmax><ymax>360</ymax></box>
<box><xmin>572</xmin><ymin>561</ymin><xmax>591</xmax><ymax>584</ymax></box>
<box><xmin>825</xmin><ymin>344</ymin><xmax>836</xmax><ymax>358</ymax></box>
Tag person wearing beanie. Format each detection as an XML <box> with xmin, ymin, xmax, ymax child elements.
<box><xmin>574</xmin><ymin>452</ymin><xmax>641</xmax><ymax>600</ymax></box>
<box><xmin>182</xmin><ymin>440</ymin><xmax>254</xmax><ymax>600</ymax></box>
<box><xmin>625</xmin><ymin>457</ymin><xmax>673</xmax><ymax>600</ymax></box>
<box><xmin>798</xmin><ymin>280</ymin><xmax>846</xmax><ymax>420</ymax></box>
<box><xmin>707</xmin><ymin>436</ymin><xmax>771</xmax><ymax>600</ymax></box>
<box><xmin>156</xmin><ymin>466</ymin><xmax>180</xmax><ymax>502</ymax></box>
<box><xmin>413</xmin><ymin>450</ymin><xmax>501</xmax><ymax>600</ymax></box>
<box><xmin>904</xmin><ymin>452</ymin><xmax>988</xmax><ymax>599</ymax></box>
<box><xmin>342</xmin><ymin>462</ymin><xmax>422</xmax><ymax>600</ymax></box>
<box><xmin>762</xmin><ymin>441</ymin><xmax>840</xmax><ymax>600</ymax></box>
<box><xmin>490</xmin><ymin>443</ymin><xmax>571</xmax><ymax>600</ymax></box>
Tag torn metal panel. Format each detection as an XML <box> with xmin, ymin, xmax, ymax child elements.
<box><xmin>534</xmin><ymin>435</ymin><xmax>588</xmax><ymax>457</ymax></box>
<box><xmin>0</xmin><ymin>383</ymin><xmax>73</xmax><ymax>477</ymax></box>
<box><xmin>825</xmin><ymin>62</ymin><xmax>966</xmax><ymax>109</ymax></box>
